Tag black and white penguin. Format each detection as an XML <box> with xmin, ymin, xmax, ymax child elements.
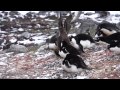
<box><xmin>58</xmin><ymin>41</ymin><xmax>82</xmax><ymax>58</ymax></box>
<box><xmin>47</xmin><ymin>35</ymin><xmax>58</xmax><ymax>50</ymax></box>
<box><xmin>69</xmin><ymin>35</ymin><xmax>84</xmax><ymax>52</ymax></box>
<box><xmin>46</xmin><ymin>31</ymin><xmax>60</xmax><ymax>51</ymax></box>
<box><xmin>95</xmin><ymin>22</ymin><xmax>118</xmax><ymax>38</ymax></box>
<box><xmin>70</xmin><ymin>34</ymin><xmax>95</xmax><ymax>49</ymax></box>
<box><xmin>61</xmin><ymin>54</ymin><xmax>91</xmax><ymax>72</ymax></box>
<box><xmin>95</xmin><ymin>32</ymin><xmax>120</xmax><ymax>45</ymax></box>
<box><xmin>107</xmin><ymin>41</ymin><xmax>120</xmax><ymax>54</ymax></box>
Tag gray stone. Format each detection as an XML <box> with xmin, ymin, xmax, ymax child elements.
<box><xmin>7</xmin><ymin>44</ymin><xmax>28</xmax><ymax>53</ymax></box>
<box><xmin>21</xmin><ymin>32</ymin><xmax>31</xmax><ymax>39</ymax></box>
<box><xmin>78</xmin><ymin>19</ymin><xmax>98</xmax><ymax>37</ymax></box>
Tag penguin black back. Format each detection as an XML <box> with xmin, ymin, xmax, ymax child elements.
<box><xmin>96</xmin><ymin>32</ymin><xmax>120</xmax><ymax>44</ymax></box>
<box><xmin>63</xmin><ymin>54</ymin><xmax>90</xmax><ymax>70</ymax></box>
<box><xmin>69</xmin><ymin>35</ymin><xmax>84</xmax><ymax>52</ymax></box>
<box><xmin>107</xmin><ymin>41</ymin><xmax>120</xmax><ymax>49</ymax></box>
<box><xmin>76</xmin><ymin>34</ymin><xmax>95</xmax><ymax>43</ymax></box>
<box><xmin>95</xmin><ymin>22</ymin><xmax>119</xmax><ymax>37</ymax></box>
<box><xmin>97</xmin><ymin>22</ymin><xmax>119</xmax><ymax>31</ymax></box>
<box><xmin>60</xmin><ymin>41</ymin><xmax>82</xmax><ymax>55</ymax></box>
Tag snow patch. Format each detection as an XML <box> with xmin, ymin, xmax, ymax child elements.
<box><xmin>0</xmin><ymin>62</ymin><xmax>7</xmax><ymax>65</ymax></box>
<box><xmin>76</xmin><ymin>76</ymin><xmax>88</xmax><ymax>79</ymax></box>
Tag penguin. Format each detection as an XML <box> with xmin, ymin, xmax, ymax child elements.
<box><xmin>46</xmin><ymin>31</ymin><xmax>60</xmax><ymax>51</ymax></box>
<box><xmin>95</xmin><ymin>32</ymin><xmax>120</xmax><ymax>45</ymax></box>
<box><xmin>95</xmin><ymin>22</ymin><xmax>118</xmax><ymax>38</ymax></box>
<box><xmin>69</xmin><ymin>35</ymin><xmax>84</xmax><ymax>52</ymax></box>
<box><xmin>58</xmin><ymin>41</ymin><xmax>82</xmax><ymax>58</ymax></box>
<box><xmin>107</xmin><ymin>41</ymin><xmax>120</xmax><ymax>54</ymax></box>
<box><xmin>61</xmin><ymin>54</ymin><xmax>91</xmax><ymax>73</ymax></box>
<box><xmin>47</xmin><ymin>35</ymin><xmax>58</xmax><ymax>50</ymax></box>
<box><xmin>95</xmin><ymin>28</ymin><xmax>117</xmax><ymax>38</ymax></box>
<box><xmin>70</xmin><ymin>34</ymin><xmax>95</xmax><ymax>49</ymax></box>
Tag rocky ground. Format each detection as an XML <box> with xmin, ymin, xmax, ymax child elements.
<box><xmin>0</xmin><ymin>42</ymin><xmax>120</xmax><ymax>79</ymax></box>
<box><xmin>0</xmin><ymin>11</ymin><xmax>120</xmax><ymax>79</ymax></box>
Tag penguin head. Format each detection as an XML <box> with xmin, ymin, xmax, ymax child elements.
<box><xmin>95</xmin><ymin>30</ymin><xmax>104</xmax><ymax>38</ymax></box>
<box><xmin>94</xmin><ymin>37</ymin><xmax>101</xmax><ymax>42</ymax></box>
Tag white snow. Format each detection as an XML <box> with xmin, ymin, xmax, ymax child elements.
<box><xmin>39</xmin><ymin>15</ymin><xmax>46</xmax><ymax>18</ymax></box>
<box><xmin>16</xmin><ymin>53</ymin><xmax>25</xmax><ymax>56</ymax></box>
<box><xmin>18</xmin><ymin>11</ymin><xmax>30</xmax><ymax>15</ymax></box>
<box><xmin>45</xmin><ymin>19</ymin><xmax>55</xmax><ymax>21</ymax></box>
<box><xmin>0</xmin><ymin>57</ymin><xmax>7</xmax><ymax>61</ymax></box>
<box><xmin>18</xmin><ymin>40</ymin><xmax>33</xmax><ymax>45</ymax></box>
<box><xmin>51</xmin><ymin>27</ymin><xmax>58</xmax><ymax>29</ymax></box>
<box><xmin>18</xmin><ymin>11</ymin><xmax>39</xmax><ymax>15</ymax></box>
<box><xmin>0</xmin><ymin>30</ymin><xmax>7</xmax><ymax>33</ymax></box>
<box><xmin>50</xmin><ymin>12</ymin><xmax>56</xmax><ymax>16</ymax></box>
<box><xmin>9</xmin><ymin>38</ymin><xmax>17</xmax><ymax>43</ymax></box>
<box><xmin>18</xmin><ymin>35</ymin><xmax>47</xmax><ymax>45</ymax></box>
<box><xmin>79</xmin><ymin>11</ymin><xmax>120</xmax><ymax>24</ymax></box>
<box><xmin>0</xmin><ymin>62</ymin><xmax>7</xmax><ymax>65</ymax></box>
<box><xmin>18</xmin><ymin>28</ymin><xmax>24</xmax><ymax>31</ymax></box>
<box><xmin>76</xmin><ymin>76</ymin><xmax>88</xmax><ymax>79</ymax></box>
<box><xmin>83</xmin><ymin>11</ymin><xmax>95</xmax><ymax>14</ymax></box>
<box><xmin>68</xmin><ymin>33</ymin><xmax>77</xmax><ymax>37</ymax></box>
<box><xmin>108</xmin><ymin>11</ymin><xmax>120</xmax><ymax>15</ymax></box>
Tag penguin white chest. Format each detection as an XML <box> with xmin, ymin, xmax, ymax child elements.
<box><xmin>70</xmin><ymin>38</ymin><xmax>79</xmax><ymax>49</ymax></box>
<box><xmin>110</xmin><ymin>46</ymin><xmax>120</xmax><ymax>54</ymax></box>
<box><xmin>48</xmin><ymin>43</ymin><xmax>57</xmax><ymax>50</ymax></box>
<box><xmin>59</xmin><ymin>50</ymin><xmax>68</xmax><ymax>58</ymax></box>
<box><xmin>80</xmin><ymin>40</ymin><xmax>93</xmax><ymax>48</ymax></box>
<box><xmin>61</xmin><ymin>63</ymin><xmax>80</xmax><ymax>73</ymax></box>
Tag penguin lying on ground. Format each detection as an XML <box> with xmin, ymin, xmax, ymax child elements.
<box><xmin>95</xmin><ymin>22</ymin><xmax>118</xmax><ymax>38</ymax></box>
<box><xmin>61</xmin><ymin>54</ymin><xmax>92</xmax><ymax>73</ymax></box>
<box><xmin>107</xmin><ymin>41</ymin><xmax>120</xmax><ymax>54</ymax></box>
<box><xmin>70</xmin><ymin>33</ymin><xmax>95</xmax><ymax>49</ymax></box>
<box><xmin>95</xmin><ymin>32</ymin><xmax>120</xmax><ymax>45</ymax></box>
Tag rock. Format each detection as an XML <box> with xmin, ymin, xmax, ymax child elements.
<box><xmin>7</xmin><ymin>44</ymin><xmax>28</xmax><ymax>53</ymax></box>
<box><xmin>116</xmin><ymin>22</ymin><xmax>120</xmax><ymax>30</ymax></box>
<box><xmin>78</xmin><ymin>19</ymin><xmax>98</xmax><ymax>37</ymax></box>
<box><xmin>21</xmin><ymin>32</ymin><xmax>31</xmax><ymax>39</ymax></box>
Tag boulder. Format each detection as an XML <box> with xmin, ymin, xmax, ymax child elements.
<box><xmin>77</xmin><ymin>19</ymin><xmax>98</xmax><ymax>37</ymax></box>
<box><xmin>7</xmin><ymin>44</ymin><xmax>28</xmax><ymax>53</ymax></box>
<box><xmin>21</xmin><ymin>32</ymin><xmax>31</xmax><ymax>39</ymax></box>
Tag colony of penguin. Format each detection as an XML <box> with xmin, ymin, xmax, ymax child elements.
<box><xmin>47</xmin><ymin>22</ymin><xmax>120</xmax><ymax>73</ymax></box>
